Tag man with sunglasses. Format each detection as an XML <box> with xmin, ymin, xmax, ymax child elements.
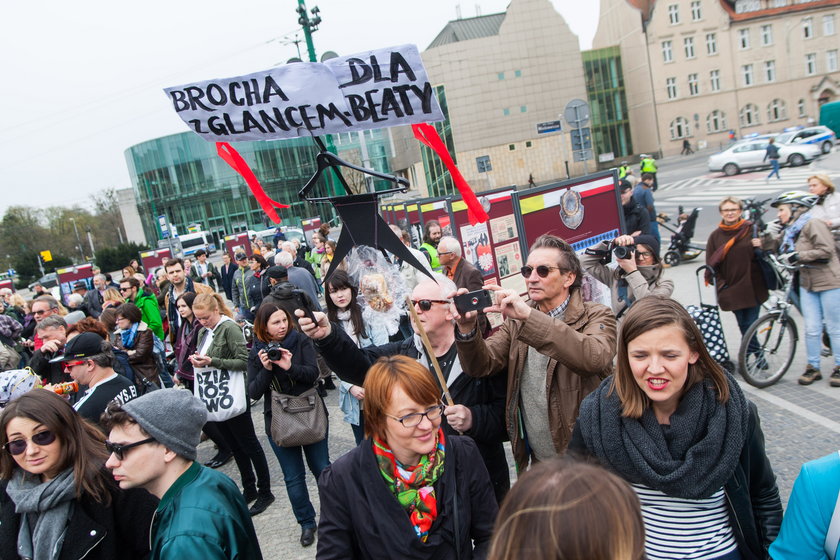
<box><xmin>300</xmin><ymin>273</ymin><xmax>511</xmax><ymax>503</ymax></box>
<box><xmin>27</xmin><ymin>315</ymin><xmax>71</xmax><ymax>387</ymax></box>
<box><xmin>119</xmin><ymin>277</ymin><xmax>164</xmax><ymax>340</ymax></box>
<box><xmin>453</xmin><ymin>234</ymin><xmax>616</xmax><ymax>472</ymax></box>
<box><xmin>102</xmin><ymin>389</ymin><xmax>262</xmax><ymax>560</ymax></box>
<box><xmin>28</xmin><ymin>295</ymin><xmax>62</xmax><ymax>351</ymax></box>
<box><xmin>50</xmin><ymin>332</ymin><xmax>137</xmax><ymax>427</ymax></box>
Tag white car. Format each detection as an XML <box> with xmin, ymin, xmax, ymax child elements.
<box><xmin>774</xmin><ymin>125</ymin><xmax>836</xmax><ymax>154</ymax></box>
<box><xmin>708</xmin><ymin>140</ymin><xmax>822</xmax><ymax>176</ymax></box>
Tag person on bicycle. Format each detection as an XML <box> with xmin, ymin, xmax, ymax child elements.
<box><xmin>706</xmin><ymin>197</ymin><xmax>768</xmax><ymax>353</ymax></box>
<box><xmin>769</xmin><ymin>191</ymin><xmax>840</xmax><ymax>387</ymax></box>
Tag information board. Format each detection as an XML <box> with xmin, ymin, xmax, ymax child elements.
<box><xmin>139</xmin><ymin>249</ymin><xmax>173</xmax><ymax>276</ymax></box>
<box><xmin>56</xmin><ymin>264</ymin><xmax>95</xmax><ymax>307</ymax></box>
<box><xmin>224</xmin><ymin>233</ymin><xmax>252</xmax><ymax>260</ymax></box>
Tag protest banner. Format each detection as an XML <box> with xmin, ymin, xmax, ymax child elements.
<box><xmin>165</xmin><ymin>44</ymin><xmax>443</xmax><ymax>142</ymax></box>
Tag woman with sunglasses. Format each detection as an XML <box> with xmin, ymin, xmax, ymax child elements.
<box><xmin>0</xmin><ymin>389</ymin><xmax>158</xmax><ymax>560</ymax></box>
<box><xmin>582</xmin><ymin>234</ymin><xmax>673</xmax><ymax>320</ymax></box>
<box><xmin>568</xmin><ymin>297</ymin><xmax>782</xmax><ymax>560</ymax></box>
<box><xmin>113</xmin><ymin>302</ymin><xmax>160</xmax><ymax>393</ymax></box>
<box><xmin>317</xmin><ymin>355</ymin><xmax>497</xmax><ymax>559</ymax></box>
<box><xmin>247</xmin><ymin>302</ymin><xmax>326</xmax><ymax>545</ymax></box>
<box><xmin>325</xmin><ymin>270</ymin><xmax>388</xmax><ymax>445</ymax></box>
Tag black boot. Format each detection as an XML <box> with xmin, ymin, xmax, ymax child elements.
<box><xmin>204</xmin><ymin>451</ymin><xmax>233</xmax><ymax>469</ymax></box>
<box><xmin>300</xmin><ymin>526</ymin><xmax>316</xmax><ymax>547</ymax></box>
<box><xmin>249</xmin><ymin>492</ymin><xmax>275</xmax><ymax>516</ymax></box>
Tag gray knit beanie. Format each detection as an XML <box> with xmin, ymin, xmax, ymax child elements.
<box><xmin>122</xmin><ymin>389</ymin><xmax>207</xmax><ymax>461</ymax></box>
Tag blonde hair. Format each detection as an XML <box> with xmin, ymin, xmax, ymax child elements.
<box><xmin>192</xmin><ymin>293</ymin><xmax>233</xmax><ymax>318</ymax></box>
<box><xmin>718</xmin><ymin>196</ymin><xmax>744</xmax><ymax>211</ymax></box>
<box><xmin>809</xmin><ymin>174</ymin><xmax>835</xmax><ymax>194</ymax></box>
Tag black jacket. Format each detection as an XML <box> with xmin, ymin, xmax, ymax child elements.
<box><xmin>0</xmin><ymin>477</ymin><xmax>158</xmax><ymax>560</ymax></box>
<box><xmin>317</xmin><ymin>435</ymin><xmax>497</xmax><ymax>560</ymax></box>
<box><xmin>623</xmin><ymin>200</ymin><xmax>651</xmax><ymax>236</ymax></box>
<box><xmin>219</xmin><ymin>263</ymin><xmax>237</xmax><ymax>299</ymax></box>
<box><xmin>247</xmin><ymin>329</ymin><xmax>319</xmax><ymax>433</ymax></box>
<box><xmin>568</xmin><ymin>401</ymin><xmax>782</xmax><ymax>560</ymax></box>
<box><xmin>294</xmin><ymin>255</ymin><xmax>316</xmax><ymax>278</ymax></box>
<box><xmin>314</xmin><ymin>325</ymin><xmax>510</xmax><ymax>503</ymax></box>
<box><xmin>260</xmin><ymin>281</ymin><xmax>318</xmax><ymax>329</ymax></box>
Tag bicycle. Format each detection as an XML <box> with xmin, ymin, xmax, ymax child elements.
<box><xmin>738</xmin><ymin>254</ymin><xmax>800</xmax><ymax>388</ymax></box>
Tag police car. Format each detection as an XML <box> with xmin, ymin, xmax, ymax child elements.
<box><xmin>774</xmin><ymin>126</ymin><xmax>835</xmax><ymax>154</ymax></box>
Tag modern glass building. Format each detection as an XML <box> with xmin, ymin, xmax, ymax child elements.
<box><xmin>582</xmin><ymin>47</ymin><xmax>633</xmax><ymax>161</ymax></box>
<box><xmin>125</xmin><ymin>129</ymin><xmax>395</xmax><ymax>246</ymax></box>
<box><xmin>418</xmin><ymin>86</ymin><xmax>457</xmax><ymax>198</ymax></box>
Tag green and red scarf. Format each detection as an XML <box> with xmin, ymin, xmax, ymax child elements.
<box><xmin>373</xmin><ymin>429</ymin><xmax>446</xmax><ymax>542</ymax></box>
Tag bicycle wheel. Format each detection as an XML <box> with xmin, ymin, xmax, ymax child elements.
<box><xmin>738</xmin><ymin>312</ymin><xmax>798</xmax><ymax>388</ymax></box>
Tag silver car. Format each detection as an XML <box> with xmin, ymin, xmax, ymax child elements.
<box><xmin>708</xmin><ymin>140</ymin><xmax>822</xmax><ymax>176</ymax></box>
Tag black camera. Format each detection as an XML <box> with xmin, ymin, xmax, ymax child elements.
<box><xmin>266</xmin><ymin>342</ymin><xmax>283</xmax><ymax>361</ymax></box>
<box><xmin>613</xmin><ymin>244</ymin><xmax>636</xmax><ymax>260</ymax></box>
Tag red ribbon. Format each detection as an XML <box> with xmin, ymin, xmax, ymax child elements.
<box><xmin>216</xmin><ymin>142</ymin><xmax>289</xmax><ymax>224</ymax></box>
<box><xmin>411</xmin><ymin>123</ymin><xmax>488</xmax><ymax>225</ymax></box>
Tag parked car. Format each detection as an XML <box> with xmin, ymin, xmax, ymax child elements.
<box><xmin>774</xmin><ymin>125</ymin><xmax>836</xmax><ymax>154</ymax></box>
<box><xmin>708</xmin><ymin>140</ymin><xmax>822</xmax><ymax>176</ymax></box>
<box><xmin>28</xmin><ymin>272</ymin><xmax>58</xmax><ymax>291</ymax></box>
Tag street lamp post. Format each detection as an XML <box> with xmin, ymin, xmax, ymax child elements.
<box><xmin>69</xmin><ymin>218</ymin><xmax>85</xmax><ymax>261</ymax></box>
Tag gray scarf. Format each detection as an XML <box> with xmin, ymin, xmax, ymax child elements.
<box><xmin>577</xmin><ymin>373</ymin><xmax>749</xmax><ymax>499</ymax></box>
<box><xmin>5</xmin><ymin>467</ymin><xmax>76</xmax><ymax>560</ymax></box>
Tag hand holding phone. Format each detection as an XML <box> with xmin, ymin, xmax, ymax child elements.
<box><xmin>291</xmin><ymin>290</ymin><xmax>317</xmax><ymax>323</ymax></box>
<box><xmin>453</xmin><ymin>289</ymin><xmax>493</xmax><ymax>315</ymax></box>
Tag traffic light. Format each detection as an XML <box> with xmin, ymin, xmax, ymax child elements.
<box><xmin>296</xmin><ymin>5</ymin><xmax>308</xmax><ymax>26</ymax></box>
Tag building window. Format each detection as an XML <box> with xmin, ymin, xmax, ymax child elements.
<box><xmin>525</xmin><ymin>141</ymin><xmax>533</xmax><ymax>148</ymax></box>
<box><xmin>760</xmin><ymin>24</ymin><xmax>773</xmax><ymax>46</ymax></box>
<box><xmin>740</xmin><ymin>103</ymin><xmax>760</xmax><ymax>127</ymax></box>
<box><xmin>706</xmin><ymin>33</ymin><xmax>718</xmax><ymax>55</ymax></box>
<box><xmin>735</xmin><ymin>0</ymin><xmax>761</xmax><ymax>12</ymax></box>
<box><xmin>666</xmin><ymin>77</ymin><xmax>678</xmax><ymax>99</ymax></box>
<box><xmin>670</xmin><ymin>117</ymin><xmax>690</xmax><ymax>139</ymax></box>
<box><xmin>502</xmin><ymin>108</ymin><xmax>510</xmax><ymax>116</ymax></box>
<box><xmin>707</xmin><ymin>110</ymin><xmax>727</xmax><ymax>133</ymax></box>
<box><xmin>798</xmin><ymin>98</ymin><xmax>806</xmax><ymax>117</ymax></box>
<box><xmin>498</xmin><ymin>72</ymin><xmax>505</xmax><ymax>80</ymax></box>
<box><xmin>824</xmin><ymin>14</ymin><xmax>836</xmax><ymax>36</ymax></box>
<box><xmin>828</xmin><ymin>49</ymin><xmax>839</xmax><ymax>72</ymax></box>
<box><xmin>688</xmin><ymin>73</ymin><xmax>699</xmax><ymax>96</ymax></box>
<box><xmin>508</xmin><ymin>144</ymin><xmax>516</xmax><ymax>151</ymax></box>
<box><xmin>476</xmin><ymin>156</ymin><xmax>492</xmax><ymax>173</ymax></box>
<box><xmin>742</xmin><ymin>64</ymin><xmax>754</xmax><ymax>86</ymax></box>
<box><xmin>520</xmin><ymin>106</ymin><xmax>527</xmax><ymax>113</ymax></box>
<box><xmin>803</xmin><ymin>17</ymin><xmax>813</xmax><ymax>39</ymax></box>
<box><xmin>764</xmin><ymin>60</ymin><xmax>776</xmax><ymax>82</ymax></box>
<box><xmin>710</xmin><ymin>69</ymin><xmax>721</xmax><ymax>91</ymax></box>
<box><xmin>684</xmin><ymin>37</ymin><xmax>695</xmax><ymax>59</ymax></box>
<box><xmin>662</xmin><ymin>40</ymin><xmax>673</xmax><ymax>63</ymax></box>
<box><xmin>514</xmin><ymin>69</ymin><xmax>522</xmax><ymax>77</ymax></box>
<box><xmin>739</xmin><ymin>28</ymin><xmax>750</xmax><ymax>49</ymax></box>
<box><xmin>771</xmin><ymin>0</ymin><xmax>786</xmax><ymax>6</ymax></box>
<box><xmin>668</xmin><ymin>4</ymin><xmax>679</xmax><ymax>24</ymax></box>
<box><xmin>805</xmin><ymin>53</ymin><xmax>817</xmax><ymax>75</ymax></box>
<box><xmin>768</xmin><ymin>99</ymin><xmax>787</xmax><ymax>122</ymax></box>
<box><xmin>691</xmin><ymin>0</ymin><xmax>702</xmax><ymax>21</ymax></box>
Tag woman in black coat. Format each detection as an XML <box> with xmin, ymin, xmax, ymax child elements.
<box><xmin>567</xmin><ymin>297</ymin><xmax>782</xmax><ymax>560</ymax></box>
<box><xmin>316</xmin><ymin>355</ymin><xmax>497</xmax><ymax>559</ymax></box>
<box><xmin>0</xmin><ymin>390</ymin><xmax>157</xmax><ymax>560</ymax></box>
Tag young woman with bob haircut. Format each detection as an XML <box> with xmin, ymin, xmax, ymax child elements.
<box><xmin>568</xmin><ymin>296</ymin><xmax>782</xmax><ymax>560</ymax></box>
<box><xmin>0</xmin><ymin>390</ymin><xmax>157</xmax><ymax>559</ymax></box>
<box><xmin>189</xmin><ymin>293</ymin><xmax>273</xmax><ymax>516</ymax></box>
<box><xmin>316</xmin><ymin>355</ymin><xmax>497</xmax><ymax>559</ymax></box>
<box><xmin>247</xmin><ymin>302</ymin><xmax>327</xmax><ymax>544</ymax></box>
<box><xmin>113</xmin><ymin>302</ymin><xmax>159</xmax><ymax>391</ymax></box>
<box><xmin>488</xmin><ymin>457</ymin><xmax>645</xmax><ymax>560</ymax></box>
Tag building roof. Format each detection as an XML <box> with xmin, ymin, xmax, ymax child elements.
<box><xmin>427</xmin><ymin>13</ymin><xmax>507</xmax><ymax>49</ymax></box>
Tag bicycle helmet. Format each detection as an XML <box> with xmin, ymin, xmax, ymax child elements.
<box><xmin>770</xmin><ymin>191</ymin><xmax>819</xmax><ymax>209</ymax></box>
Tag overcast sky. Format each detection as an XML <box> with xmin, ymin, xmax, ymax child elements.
<box><xmin>0</xmin><ymin>1</ymin><xmax>599</xmax><ymax>216</ymax></box>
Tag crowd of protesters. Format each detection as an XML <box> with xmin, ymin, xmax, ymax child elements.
<box><xmin>0</xmin><ymin>186</ymin><xmax>838</xmax><ymax>559</ymax></box>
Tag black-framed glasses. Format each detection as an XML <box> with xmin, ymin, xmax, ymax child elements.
<box><xmin>105</xmin><ymin>437</ymin><xmax>156</xmax><ymax>460</ymax></box>
<box><xmin>4</xmin><ymin>430</ymin><xmax>56</xmax><ymax>455</ymax></box>
<box><xmin>119</xmin><ymin>287</ymin><xmax>131</xmax><ymax>293</ymax></box>
<box><xmin>411</xmin><ymin>299</ymin><xmax>451</xmax><ymax>312</ymax></box>
<box><xmin>520</xmin><ymin>265</ymin><xmax>561</xmax><ymax>278</ymax></box>
<box><xmin>437</xmin><ymin>251</ymin><xmax>453</xmax><ymax>256</ymax></box>
<box><xmin>386</xmin><ymin>404</ymin><xmax>445</xmax><ymax>428</ymax></box>
<box><xmin>635</xmin><ymin>251</ymin><xmax>653</xmax><ymax>261</ymax></box>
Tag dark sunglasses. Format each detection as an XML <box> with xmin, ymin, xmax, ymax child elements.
<box><xmin>520</xmin><ymin>265</ymin><xmax>561</xmax><ymax>278</ymax></box>
<box><xmin>119</xmin><ymin>287</ymin><xmax>131</xmax><ymax>293</ymax></box>
<box><xmin>105</xmin><ymin>437</ymin><xmax>156</xmax><ymax>460</ymax></box>
<box><xmin>4</xmin><ymin>430</ymin><xmax>56</xmax><ymax>455</ymax></box>
<box><xmin>411</xmin><ymin>299</ymin><xmax>450</xmax><ymax>311</ymax></box>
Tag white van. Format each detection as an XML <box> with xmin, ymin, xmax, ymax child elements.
<box><xmin>177</xmin><ymin>231</ymin><xmax>216</xmax><ymax>257</ymax></box>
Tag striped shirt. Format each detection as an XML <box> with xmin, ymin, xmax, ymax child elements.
<box><xmin>632</xmin><ymin>484</ymin><xmax>738</xmax><ymax>560</ymax></box>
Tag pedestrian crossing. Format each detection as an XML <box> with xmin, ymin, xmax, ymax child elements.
<box><xmin>657</xmin><ymin>167</ymin><xmax>835</xmax><ymax>208</ymax></box>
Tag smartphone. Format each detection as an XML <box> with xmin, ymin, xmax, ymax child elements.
<box><xmin>454</xmin><ymin>289</ymin><xmax>493</xmax><ymax>315</ymax></box>
<box><xmin>291</xmin><ymin>290</ymin><xmax>317</xmax><ymax>323</ymax></box>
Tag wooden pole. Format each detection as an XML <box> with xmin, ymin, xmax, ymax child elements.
<box><xmin>404</xmin><ymin>295</ymin><xmax>454</xmax><ymax>407</ymax></box>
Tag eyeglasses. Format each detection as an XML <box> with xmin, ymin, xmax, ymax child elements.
<box><xmin>720</xmin><ymin>208</ymin><xmax>741</xmax><ymax>214</ymax></box>
<box><xmin>411</xmin><ymin>299</ymin><xmax>451</xmax><ymax>311</ymax></box>
<box><xmin>119</xmin><ymin>287</ymin><xmax>131</xmax><ymax>293</ymax></box>
<box><xmin>32</xmin><ymin>310</ymin><xmax>50</xmax><ymax>316</ymax></box>
<box><xmin>62</xmin><ymin>360</ymin><xmax>86</xmax><ymax>372</ymax></box>
<box><xmin>4</xmin><ymin>430</ymin><xmax>56</xmax><ymax>455</ymax></box>
<box><xmin>105</xmin><ymin>437</ymin><xmax>156</xmax><ymax>460</ymax></box>
<box><xmin>635</xmin><ymin>251</ymin><xmax>653</xmax><ymax>261</ymax></box>
<box><xmin>520</xmin><ymin>265</ymin><xmax>561</xmax><ymax>278</ymax></box>
<box><xmin>386</xmin><ymin>404</ymin><xmax>445</xmax><ymax>428</ymax></box>
<box><xmin>437</xmin><ymin>251</ymin><xmax>453</xmax><ymax>256</ymax></box>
